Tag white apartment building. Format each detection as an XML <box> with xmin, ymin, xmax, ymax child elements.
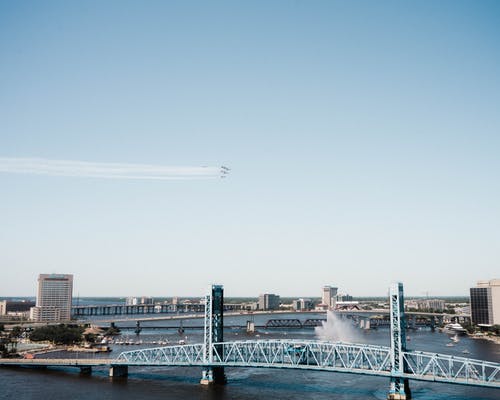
<box><xmin>30</xmin><ymin>274</ymin><xmax>73</xmax><ymax>322</ymax></box>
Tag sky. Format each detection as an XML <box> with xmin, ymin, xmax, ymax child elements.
<box><xmin>0</xmin><ymin>1</ymin><xmax>499</xmax><ymax>298</ymax></box>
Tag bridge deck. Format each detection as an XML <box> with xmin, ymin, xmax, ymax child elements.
<box><xmin>1</xmin><ymin>340</ymin><xmax>498</xmax><ymax>389</ymax></box>
<box><xmin>0</xmin><ymin>358</ymin><xmax>118</xmax><ymax>367</ymax></box>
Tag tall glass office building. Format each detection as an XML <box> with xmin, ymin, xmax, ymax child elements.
<box><xmin>470</xmin><ymin>279</ymin><xmax>500</xmax><ymax>326</ymax></box>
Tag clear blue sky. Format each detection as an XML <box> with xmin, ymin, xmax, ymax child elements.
<box><xmin>1</xmin><ymin>1</ymin><xmax>499</xmax><ymax>297</ymax></box>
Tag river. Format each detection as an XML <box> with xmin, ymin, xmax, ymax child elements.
<box><xmin>1</xmin><ymin>313</ymin><xmax>499</xmax><ymax>400</ymax></box>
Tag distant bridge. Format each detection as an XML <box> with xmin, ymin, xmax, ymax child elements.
<box><xmin>103</xmin><ymin>317</ymin><xmax>326</xmax><ymax>331</ymax></box>
<box><xmin>72</xmin><ymin>303</ymin><xmax>244</xmax><ymax>317</ymax></box>
<box><xmin>265</xmin><ymin>318</ymin><xmax>326</xmax><ymax>328</ymax></box>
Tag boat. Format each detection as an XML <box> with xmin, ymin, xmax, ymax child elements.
<box><xmin>442</xmin><ymin>323</ymin><xmax>467</xmax><ymax>335</ymax></box>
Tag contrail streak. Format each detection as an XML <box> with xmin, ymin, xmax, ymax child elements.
<box><xmin>0</xmin><ymin>157</ymin><xmax>229</xmax><ymax>180</ymax></box>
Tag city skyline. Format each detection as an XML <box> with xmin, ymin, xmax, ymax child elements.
<box><xmin>1</xmin><ymin>1</ymin><xmax>499</xmax><ymax>297</ymax></box>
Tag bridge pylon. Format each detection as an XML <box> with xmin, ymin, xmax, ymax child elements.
<box><xmin>201</xmin><ymin>284</ymin><xmax>227</xmax><ymax>385</ymax></box>
<box><xmin>388</xmin><ymin>282</ymin><xmax>411</xmax><ymax>400</ymax></box>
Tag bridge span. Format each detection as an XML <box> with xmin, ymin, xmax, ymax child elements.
<box><xmin>116</xmin><ymin>339</ymin><xmax>500</xmax><ymax>388</ymax></box>
<box><xmin>1</xmin><ymin>339</ymin><xmax>498</xmax><ymax>390</ymax></box>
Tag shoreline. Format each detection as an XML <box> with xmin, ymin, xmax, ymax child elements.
<box><xmin>469</xmin><ymin>334</ymin><xmax>500</xmax><ymax>345</ymax></box>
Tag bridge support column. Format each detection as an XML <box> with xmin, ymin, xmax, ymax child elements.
<box><xmin>388</xmin><ymin>282</ymin><xmax>411</xmax><ymax>400</ymax></box>
<box><xmin>109</xmin><ymin>365</ymin><xmax>128</xmax><ymax>378</ymax></box>
<box><xmin>79</xmin><ymin>366</ymin><xmax>92</xmax><ymax>375</ymax></box>
<box><xmin>408</xmin><ymin>316</ymin><xmax>416</xmax><ymax>330</ymax></box>
<box><xmin>200</xmin><ymin>367</ymin><xmax>226</xmax><ymax>385</ymax></box>
<box><xmin>246</xmin><ymin>320</ymin><xmax>255</xmax><ymax>333</ymax></box>
<box><xmin>430</xmin><ymin>316</ymin><xmax>435</xmax><ymax>332</ymax></box>
<box><xmin>201</xmin><ymin>285</ymin><xmax>227</xmax><ymax>385</ymax></box>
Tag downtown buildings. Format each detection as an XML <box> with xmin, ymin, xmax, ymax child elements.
<box><xmin>30</xmin><ymin>274</ymin><xmax>73</xmax><ymax>322</ymax></box>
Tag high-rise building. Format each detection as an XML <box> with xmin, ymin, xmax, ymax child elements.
<box><xmin>30</xmin><ymin>274</ymin><xmax>73</xmax><ymax>322</ymax></box>
<box><xmin>470</xmin><ymin>279</ymin><xmax>500</xmax><ymax>326</ymax></box>
<box><xmin>258</xmin><ymin>293</ymin><xmax>280</xmax><ymax>310</ymax></box>
<box><xmin>322</xmin><ymin>286</ymin><xmax>338</xmax><ymax>309</ymax></box>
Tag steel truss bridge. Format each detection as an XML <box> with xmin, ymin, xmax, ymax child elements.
<box><xmin>117</xmin><ymin>339</ymin><xmax>500</xmax><ymax>388</ymax></box>
<box><xmin>1</xmin><ymin>283</ymin><xmax>499</xmax><ymax>399</ymax></box>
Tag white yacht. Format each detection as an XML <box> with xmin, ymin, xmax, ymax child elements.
<box><xmin>443</xmin><ymin>323</ymin><xmax>467</xmax><ymax>335</ymax></box>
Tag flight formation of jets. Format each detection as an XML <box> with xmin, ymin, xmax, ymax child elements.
<box><xmin>220</xmin><ymin>165</ymin><xmax>230</xmax><ymax>178</ymax></box>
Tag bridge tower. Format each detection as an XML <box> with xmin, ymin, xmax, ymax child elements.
<box><xmin>201</xmin><ymin>284</ymin><xmax>227</xmax><ymax>385</ymax></box>
<box><xmin>388</xmin><ymin>282</ymin><xmax>411</xmax><ymax>400</ymax></box>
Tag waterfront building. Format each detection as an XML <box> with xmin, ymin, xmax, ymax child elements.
<box><xmin>125</xmin><ymin>297</ymin><xmax>138</xmax><ymax>305</ymax></box>
<box><xmin>30</xmin><ymin>274</ymin><xmax>73</xmax><ymax>322</ymax></box>
<box><xmin>470</xmin><ymin>279</ymin><xmax>500</xmax><ymax>326</ymax></box>
<box><xmin>125</xmin><ymin>296</ymin><xmax>155</xmax><ymax>305</ymax></box>
<box><xmin>258</xmin><ymin>293</ymin><xmax>280</xmax><ymax>310</ymax></box>
<box><xmin>292</xmin><ymin>298</ymin><xmax>313</xmax><ymax>311</ymax></box>
<box><xmin>336</xmin><ymin>293</ymin><xmax>353</xmax><ymax>302</ymax></box>
<box><xmin>322</xmin><ymin>285</ymin><xmax>338</xmax><ymax>309</ymax></box>
<box><xmin>405</xmin><ymin>299</ymin><xmax>445</xmax><ymax>312</ymax></box>
<box><xmin>421</xmin><ymin>299</ymin><xmax>445</xmax><ymax>311</ymax></box>
<box><xmin>0</xmin><ymin>300</ymin><xmax>35</xmax><ymax>317</ymax></box>
<box><xmin>141</xmin><ymin>296</ymin><xmax>154</xmax><ymax>305</ymax></box>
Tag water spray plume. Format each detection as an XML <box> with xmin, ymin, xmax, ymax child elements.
<box><xmin>315</xmin><ymin>311</ymin><xmax>362</xmax><ymax>342</ymax></box>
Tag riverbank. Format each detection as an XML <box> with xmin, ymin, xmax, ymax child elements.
<box><xmin>470</xmin><ymin>333</ymin><xmax>500</xmax><ymax>345</ymax></box>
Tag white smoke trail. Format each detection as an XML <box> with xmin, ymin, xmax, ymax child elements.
<box><xmin>0</xmin><ymin>157</ymin><xmax>228</xmax><ymax>180</ymax></box>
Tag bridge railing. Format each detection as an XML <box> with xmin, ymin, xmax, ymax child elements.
<box><xmin>211</xmin><ymin>340</ymin><xmax>392</xmax><ymax>374</ymax></box>
<box><xmin>117</xmin><ymin>339</ymin><xmax>393</xmax><ymax>374</ymax></box>
<box><xmin>402</xmin><ymin>350</ymin><xmax>500</xmax><ymax>387</ymax></box>
<box><xmin>117</xmin><ymin>343</ymin><xmax>204</xmax><ymax>365</ymax></box>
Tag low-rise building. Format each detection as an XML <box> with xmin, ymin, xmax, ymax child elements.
<box><xmin>1</xmin><ymin>300</ymin><xmax>36</xmax><ymax>316</ymax></box>
<box><xmin>292</xmin><ymin>298</ymin><xmax>314</xmax><ymax>311</ymax></box>
<box><xmin>30</xmin><ymin>306</ymin><xmax>61</xmax><ymax>321</ymax></box>
<box><xmin>335</xmin><ymin>301</ymin><xmax>360</xmax><ymax>311</ymax></box>
<box><xmin>126</xmin><ymin>296</ymin><xmax>155</xmax><ymax>306</ymax></box>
